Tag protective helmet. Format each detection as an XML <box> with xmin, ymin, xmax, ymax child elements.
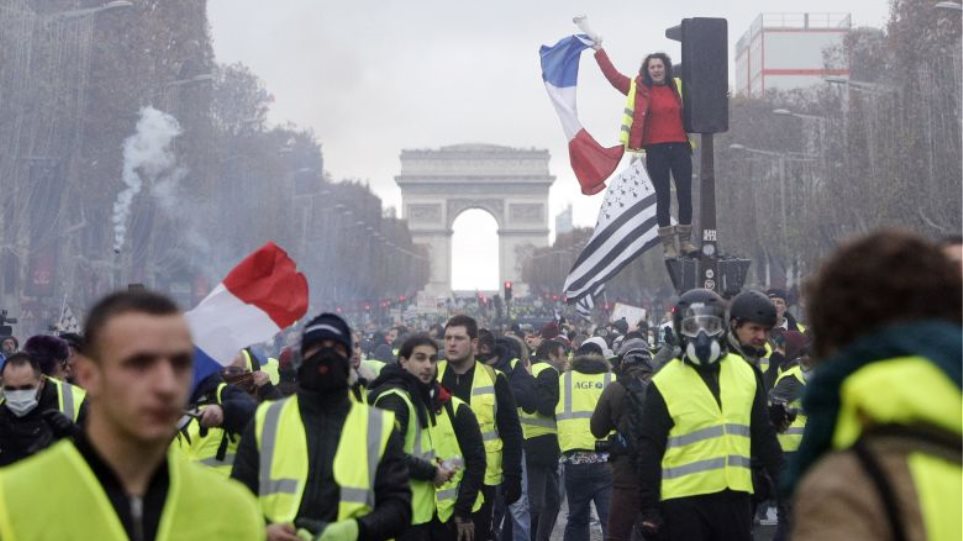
<box><xmin>728</xmin><ymin>290</ymin><xmax>777</xmax><ymax>328</ymax></box>
<box><xmin>673</xmin><ymin>289</ymin><xmax>727</xmax><ymax>366</ymax></box>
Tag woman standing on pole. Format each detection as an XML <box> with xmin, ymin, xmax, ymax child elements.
<box><xmin>592</xmin><ymin>43</ymin><xmax>697</xmax><ymax>259</ymax></box>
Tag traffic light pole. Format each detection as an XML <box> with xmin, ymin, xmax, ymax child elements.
<box><xmin>699</xmin><ymin>133</ymin><xmax>718</xmax><ymax>291</ymax></box>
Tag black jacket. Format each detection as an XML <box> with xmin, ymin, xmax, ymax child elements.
<box><xmin>190</xmin><ymin>373</ymin><xmax>257</xmax><ymax>435</ymax></box>
<box><xmin>525</xmin><ymin>360</ymin><xmax>561</xmax><ymax>468</ymax></box>
<box><xmin>636</xmin><ymin>356</ymin><xmax>783</xmax><ymax>513</ymax></box>
<box><xmin>368</xmin><ymin>365</ymin><xmax>487</xmax><ymax>520</ymax></box>
<box><xmin>440</xmin><ymin>361</ymin><xmax>523</xmax><ymax>483</ymax></box>
<box><xmin>487</xmin><ymin>340</ymin><xmax>538</xmax><ymax>415</ymax></box>
<box><xmin>232</xmin><ymin>389</ymin><xmax>411</xmax><ymax>540</ymax></box>
<box><xmin>0</xmin><ymin>383</ymin><xmax>76</xmax><ymax>467</ymax></box>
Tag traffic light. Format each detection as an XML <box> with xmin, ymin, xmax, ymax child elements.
<box><xmin>503</xmin><ymin>281</ymin><xmax>513</xmax><ymax>301</ymax></box>
<box><xmin>665</xmin><ymin>17</ymin><xmax>729</xmax><ymax>133</ymax></box>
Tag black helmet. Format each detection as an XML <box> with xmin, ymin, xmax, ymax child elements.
<box><xmin>728</xmin><ymin>290</ymin><xmax>777</xmax><ymax>328</ymax></box>
<box><xmin>672</xmin><ymin>289</ymin><xmax>727</xmax><ymax>338</ymax></box>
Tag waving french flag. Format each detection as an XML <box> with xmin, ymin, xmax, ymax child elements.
<box><xmin>540</xmin><ymin>35</ymin><xmax>624</xmax><ymax>195</ymax></box>
<box><xmin>186</xmin><ymin>242</ymin><xmax>308</xmax><ymax>387</ymax></box>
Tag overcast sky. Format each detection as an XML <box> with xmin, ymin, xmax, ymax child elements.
<box><xmin>207</xmin><ymin>1</ymin><xmax>889</xmax><ymax>290</ymax></box>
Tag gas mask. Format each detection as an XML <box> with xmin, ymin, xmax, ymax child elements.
<box><xmin>680</xmin><ymin>314</ymin><xmax>725</xmax><ymax>367</ymax></box>
<box><xmin>4</xmin><ymin>388</ymin><xmax>40</xmax><ymax>417</ymax></box>
<box><xmin>298</xmin><ymin>347</ymin><xmax>350</xmax><ymax>393</ymax></box>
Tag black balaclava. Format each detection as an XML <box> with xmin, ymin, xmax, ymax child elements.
<box><xmin>299</xmin><ymin>313</ymin><xmax>353</xmax><ymax>393</ymax></box>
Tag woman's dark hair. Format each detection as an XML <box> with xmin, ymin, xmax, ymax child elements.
<box><xmin>805</xmin><ymin>229</ymin><xmax>962</xmax><ymax>359</ymax></box>
<box><xmin>398</xmin><ymin>333</ymin><xmax>438</xmax><ymax>361</ymax></box>
<box><xmin>640</xmin><ymin>52</ymin><xmax>677</xmax><ymax>92</ymax></box>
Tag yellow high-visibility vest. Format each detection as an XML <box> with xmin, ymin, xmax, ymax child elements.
<box><xmin>556</xmin><ymin>369</ymin><xmax>611</xmax><ymax>453</ymax></box>
<box><xmin>831</xmin><ymin>355</ymin><xmax>961</xmax><ymax>541</ymax></box>
<box><xmin>774</xmin><ymin>365</ymin><xmax>807</xmax><ymax>452</ymax></box>
<box><xmin>519</xmin><ymin>362</ymin><xmax>558</xmax><ymax>440</ymax></box>
<box><xmin>620</xmin><ymin>77</ymin><xmax>691</xmax><ymax>152</ymax></box>
<box><xmin>433</xmin><ymin>396</ymin><xmax>485</xmax><ymax>523</ymax></box>
<box><xmin>653</xmin><ymin>354</ymin><xmax>756</xmax><ymax>501</ymax></box>
<box><xmin>47</xmin><ymin>376</ymin><xmax>85</xmax><ymax>422</ymax></box>
<box><xmin>174</xmin><ymin>383</ymin><xmax>238</xmax><ymax>477</ymax></box>
<box><xmin>437</xmin><ymin>360</ymin><xmax>503</xmax><ymax>486</ymax></box>
<box><xmin>254</xmin><ymin>395</ymin><xmax>394</xmax><ymax>524</ymax></box>
<box><xmin>0</xmin><ymin>441</ymin><xmax>262</xmax><ymax>540</ymax></box>
<box><xmin>373</xmin><ymin>388</ymin><xmax>435</xmax><ymax>525</ymax></box>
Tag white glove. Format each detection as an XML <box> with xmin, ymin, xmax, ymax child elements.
<box><xmin>573</xmin><ymin>15</ymin><xmax>602</xmax><ymax>47</ymax></box>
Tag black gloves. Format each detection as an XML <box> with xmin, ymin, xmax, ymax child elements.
<box><xmin>635</xmin><ymin>508</ymin><xmax>663</xmax><ymax>540</ymax></box>
<box><xmin>42</xmin><ymin>410</ymin><xmax>79</xmax><ymax>439</ymax></box>
<box><xmin>502</xmin><ymin>475</ymin><xmax>522</xmax><ymax>505</ymax></box>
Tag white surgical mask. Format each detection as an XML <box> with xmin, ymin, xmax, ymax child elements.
<box><xmin>4</xmin><ymin>389</ymin><xmax>39</xmax><ymax>417</ymax></box>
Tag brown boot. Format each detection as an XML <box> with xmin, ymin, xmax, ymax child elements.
<box><xmin>658</xmin><ymin>226</ymin><xmax>679</xmax><ymax>259</ymax></box>
<box><xmin>676</xmin><ymin>224</ymin><xmax>699</xmax><ymax>256</ymax></box>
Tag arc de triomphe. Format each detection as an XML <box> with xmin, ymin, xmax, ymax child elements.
<box><xmin>395</xmin><ymin>144</ymin><xmax>555</xmax><ymax>296</ymax></box>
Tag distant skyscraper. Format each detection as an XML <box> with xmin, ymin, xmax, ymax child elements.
<box><xmin>735</xmin><ymin>13</ymin><xmax>851</xmax><ymax>97</ymax></box>
<box><xmin>555</xmin><ymin>203</ymin><xmax>573</xmax><ymax>235</ymax></box>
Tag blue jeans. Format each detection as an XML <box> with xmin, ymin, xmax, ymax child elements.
<box><xmin>563</xmin><ymin>462</ymin><xmax>613</xmax><ymax>541</ymax></box>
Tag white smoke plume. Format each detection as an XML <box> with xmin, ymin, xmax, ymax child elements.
<box><xmin>112</xmin><ymin>107</ymin><xmax>183</xmax><ymax>253</ymax></box>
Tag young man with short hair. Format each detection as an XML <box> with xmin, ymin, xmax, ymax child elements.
<box><xmin>0</xmin><ymin>290</ymin><xmax>264</xmax><ymax>540</ymax></box>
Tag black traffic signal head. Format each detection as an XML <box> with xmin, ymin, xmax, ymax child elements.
<box><xmin>666</xmin><ymin>17</ymin><xmax>729</xmax><ymax>134</ymax></box>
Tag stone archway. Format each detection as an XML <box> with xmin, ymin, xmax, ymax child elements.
<box><xmin>395</xmin><ymin>144</ymin><xmax>555</xmax><ymax>297</ymax></box>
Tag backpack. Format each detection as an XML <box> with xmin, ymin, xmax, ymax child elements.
<box><xmin>617</xmin><ymin>372</ymin><xmax>649</xmax><ymax>454</ymax></box>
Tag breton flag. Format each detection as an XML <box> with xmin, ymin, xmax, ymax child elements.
<box><xmin>55</xmin><ymin>305</ymin><xmax>81</xmax><ymax>334</ymax></box>
<box><xmin>563</xmin><ymin>159</ymin><xmax>660</xmax><ymax>301</ymax></box>
<box><xmin>540</xmin><ymin>35</ymin><xmax>624</xmax><ymax>196</ymax></box>
<box><xmin>575</xmin><ymin>283</ymin><xmax>604</xmax><ymax>320</ymax></box>
<box><xmin>186</xmin><ymin>242</ymin><xmax>308</xmax><ymax>387</ymax></box>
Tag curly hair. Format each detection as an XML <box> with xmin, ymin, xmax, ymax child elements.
<box><xmin>805</xmin><ymin>229</ymin><xmax>962</xmax><ymax>359</ymax></box>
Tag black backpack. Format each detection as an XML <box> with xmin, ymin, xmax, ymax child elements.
<box><xmin>617</xmin><ymin>372</ymin><xmax>649</xmax><ymax>454</ymax></box>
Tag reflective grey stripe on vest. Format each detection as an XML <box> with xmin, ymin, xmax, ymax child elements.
<box><xmin>339</xmin><ymin>409</ymin><xmax>386</xmax><ymax>508</ymax></box>
<box><xmin>784</xmin><ymin>427</ymin><xmax>806</xmax><ymax>435</ymax></box>
<box><xmin>201</xmin><ymin>453</ymin><xmax>236</xmax><ymax>467</ymax></box>
<box><xmin>667</xmin><ymin>423</ymin><xmax>751</xmax><ymax>450</ymax></box>
<box><xmin>520</xmin><ymin>417</ymin><xmax>557</xmax><ymax>428</ymax></box>
<box><xmin>623</xmin><ymin>107</ymin><xmax>633</xmax><ymax>117</ymax></box>
<box><xmin>259</xmin><ymin>400</ymin><xmax>299</xmax><ymax>497</ymax></box>
<box><xmin>61</xmin><ymin>383</ymin><xmax>75</xmax><ymax>419</ymax></box>
<box><xmin>472</xmin><ymin>385</ymin><xmax>495</xmax><ymax>396</ymax></box>
<box><xmin>482</xmin><ymin>431</ymin><xmax>500</xmax><ymax>442</ymax></box>
<box><xmin>436</xmin><ymin>487</ymin><xmax>458</xmax><ymax>501</ymax></box>
<box><xmin>560</xmin><ymin>371</ymin><xmax>610</xmax><ymax>420</ymax></box>
<box><xmin>662</xmin><ymin>455</ymin><xmax>752</xmax><ymax>479</ymax></box>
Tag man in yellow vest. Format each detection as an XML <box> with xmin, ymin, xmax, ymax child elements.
<box><xmin>556</xmin><ymin>340</ymin><xmax>614</xmax><ymax>541</ymax></box>
<box><xmin>787</xmin><ymin>230</ymin><xmax>962</xmax><ymax>541</ymax></box>
<box><xmin>438</xmin><ymin>315</ymin><xmax>523</xmax><ymax>541</ymax></box>
<box><xmin>369</xmin><ymin>334</ymin><xmax>486</xmax><ymax>541</ymax></box>
<box><xmin>636</xmin><ymin>289</ymin><xmax>782</xmax><ymax>541</ymax></box>
<box><xmin>725</xmin><ymin>290</ymin><xmax>777</xmax><ymax>380</ymax></box>
<box><xmin>768</xmin><ymin>331</ymin><xmax>811</xmax><ymax>541</ymax></box>
<box><xmin>522</xmin><ymin>339</ymin><xmax>565</xmax><ymax>541</ymax></box>
<box><xmin>232</xmin><ymin>312</ymin><xmax>411</xmax><ymax>541</ymax></box>
<box><xmin>0</xmin><ymin>290</ymin><xmax>264</xmax><ymax>540</ymax></box>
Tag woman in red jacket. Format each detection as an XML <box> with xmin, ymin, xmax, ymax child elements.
<box><xmin>593</xmin><ymin>45</ymin><xmax>697</xmax><ymax>258</ymax></box>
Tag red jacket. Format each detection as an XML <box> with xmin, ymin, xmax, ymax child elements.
<box><xmin>594</xmin><ymin>49</ymin><xmax>684</xmax><ymax>150</ymax></box>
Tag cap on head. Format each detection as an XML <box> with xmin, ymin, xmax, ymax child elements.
<box><xmin>766</xmin><ymin>288</ymin><xmax>788</xmax><ymax>302</ymax></box>
<box><xmin>729</xmin><ymin>290</ymin><xmax>777</xmax><ymax>328</ymax></box>
<box><xmin>301</xmin><ymin>313</ymin><xmax>352</xmax><ymax>354</ymax></box>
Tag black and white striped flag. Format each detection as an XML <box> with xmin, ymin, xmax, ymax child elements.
<box><xmin>563</xmin><ymin>159</ymin><xmax>660</xmax><ymax>302</ymax></box>
<box><xmin>575</xmin><ymin>282</ymin><xmax>605</xmax><ymax>319</ymax></box>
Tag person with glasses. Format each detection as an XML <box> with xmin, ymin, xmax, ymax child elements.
<box><xmin>634</xmin><ymin>289</ymin><xmax>782</xmax><ymax>541</ymax></box>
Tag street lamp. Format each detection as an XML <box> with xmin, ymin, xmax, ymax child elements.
<box><xmin>824</xmin><ymin>76</ymin><xmax>896</xmax><ymax>95</ymax></box>
<box><xmin>934</xmin><ymin>1</ymin><xmax>963</xmax><ymax>12</ymax></box>
<box><xmin>54</xmin><ymin>0</ymin><xmax>133</xmax><ymax>19</ymax></box>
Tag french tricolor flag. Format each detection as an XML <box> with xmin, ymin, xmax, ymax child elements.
<box><xmin>186</xmin><ymin>242</ymin><xmax>308</xmax><ymax>387</ymax></box>
<box><xmin>540</xmin><ymin>35</ymin><xmax>624</xmax><ymax>196</ymax></box>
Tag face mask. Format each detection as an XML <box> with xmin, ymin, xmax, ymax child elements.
<box><xmin>298</xmin><ymin>347</ymin><xmax>349</xmax><ymax>393</ymax></box>
<box><xmin>4</xmin><ymin>389</ymin><xmax>39</xmax><ymax>417</ymax></box>
<box><xmin>684</xmin><ymin>332</ymin><xmax>722</xmax><ymax>366</ymax></box>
